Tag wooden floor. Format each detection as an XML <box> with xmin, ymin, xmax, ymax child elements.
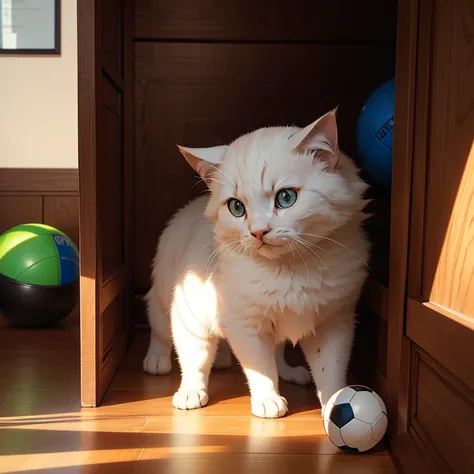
<box><xmin>0</xmin><ymin>314</ymin><xmax>397</xmax><ymax>473</ymax></box>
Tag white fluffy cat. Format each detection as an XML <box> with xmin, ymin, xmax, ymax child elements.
<box><xmin>144</xmin><ymin>110</ymin><xmax>370</xmax><ymax>418</ymax></box>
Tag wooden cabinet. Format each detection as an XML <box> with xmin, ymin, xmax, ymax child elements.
<box><xmin>75</xmin><ymin>0</ymin><xmax>474</xmax><ymax>471</ymax></box>
<box><xmin>388</xmin><ymin>0</ymin><xmax>474</xmax><ymax>471</ymax></box>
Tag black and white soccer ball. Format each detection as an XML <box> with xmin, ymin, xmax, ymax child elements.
<box><xmin>323</xmin><ymin>385</ymin><xmax>388</xmax><ymax>453</ymax></box>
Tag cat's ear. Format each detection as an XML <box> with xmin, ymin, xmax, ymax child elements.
<box><xmin>177</xmin><ymin>145</ymin><xmax>228</xmax><ymax>182</ymax></box>
<box><xmin>289</xmin><ymin>109</ymin><xmax>339</xmax><ymax>170</ymax></box>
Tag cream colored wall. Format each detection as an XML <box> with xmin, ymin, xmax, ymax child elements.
<box><xmin>0</xmin><ymin>1</ymin><xmax>78</xmax><ymax>168</ymax></box>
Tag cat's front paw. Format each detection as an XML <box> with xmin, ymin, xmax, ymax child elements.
<box><xmin>172</xmin><ymin>390</ymin><xmax>209</xmax><ymax>410</ymax></box>
<box><xmin>279</xmin><ymin>365</ymin><xmax>312</xmax><ymax>386</ymax></box>
<box><xmin>143</xmin><ymin>353</ymin><xmax>172</xmax><ymax>375</ymax></box>
<box><xmin>251</xmin><ymin>395</ymin><xmax>288</xmax><ymax>418</ymax></box>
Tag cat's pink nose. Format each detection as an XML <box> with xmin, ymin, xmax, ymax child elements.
<box><xmin>250</xmin><ymin>227</ymin><xmax>271</xmax><ymax>241</ymax></box>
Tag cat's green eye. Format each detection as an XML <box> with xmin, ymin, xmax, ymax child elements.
<box><xmin>275</xmin><ymin>188</ymin><xmax>298</xmax><ymax>209</ymax></box>
<box><xmin>227</xmin><ymin>198</ymin><xmax>246</xmax><ymax>217</ymax></box>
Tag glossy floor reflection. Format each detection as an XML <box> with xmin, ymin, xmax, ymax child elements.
<box><xmin>0</xmin><ymin>316</ymin><xmax>396</xmax><ymax>473</ymax></box>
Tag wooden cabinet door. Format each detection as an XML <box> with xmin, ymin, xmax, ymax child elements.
<box><xmin>77</xmin><ymin>0</ymin><xmax>134</xmax><ymax>407</ymax></box>
<box><xmin>389</xmin><ymin>0</ymin><xmax>474</xmax><ymax>471</ymax></box>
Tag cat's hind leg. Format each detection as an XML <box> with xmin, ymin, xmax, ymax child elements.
<box><xmin>276</xmin><ymin>342</ymin><xmax>312</xmax><ymax>386</ymax></box>
<box><xmin>143</xmin><ymin>287</ymin><xmax>172</xmax><ymax>375</ymax></box>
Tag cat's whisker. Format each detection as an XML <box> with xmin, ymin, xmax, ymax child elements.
<box><xmin>295</xmin><ymin>236</ymin><xmax>338</xmax><ymax>263</ymax></box>
<box><xmin>292</xmin><ymin>236</ymin><xmax>323</xmax><ymax>262</ymax></box>
<box><xmin>294</xmin><ymin>239</ymin><xmax>322</xmax><ymax>275</ymax></box>
<box><xmin>193</xmin><ymin>176</ymin><xmax>227</xmax><ymax>189</ymax></box>
<box><xmin>296</xmin><ymin>236</ymin><xmax>343</xmax><ymax>310</ymax></box>
<box><xmin>206</xmin><ymin>245</ymin><xmax>221</xmax><ymax>269</ymax></box>
<box><xmin>209</xmin><ymin>241</ymin><xmax>240</xmax><ymax>271</ymax></box>
<box><xmin>297</xmin><ymin>236</ymin><xmax>343</xmax><ymax>311</ymax></box>
<box><xmin>237</xmin><ymin>242</ymin><xmax>249</xmax><ymax>257</ymax></box>
<box><xmin>202</xmin><ymin>238</ymin><xmax>216</xmax><ymax>253</ymax></box>
<box><xmin>292</xmin><ymin>237</ymin><xmax>328</xmax><ymax>269</ymax></box>
<box><xmin>206</xmin><ymin>241</ymin><xmax>235</xmax><ymax>271</ymax></box>
<box><xmin>204</xmin><ymin>163</ymin><xmax>235</xmax><ymax>189</ymax></box>
<box><xmin>293</xmin><ymin>236</ymin><xmax>336</xmax><ymax>288</ymax></box>
<box><xmin>283</xmin><ymin>238</ymin><xmax>297</xmax><ymax>260</ymax></box>
<box><xmin>293</xmin><ymin>237</ymin><xmax>324</xmax><ymax>268</ymax></box>
<box><xmin>298</xmin><ymin>232</ymin><xmax>372</xmax><ymax>272</ymax></box>
<box><xmin>290</xmin><ymin>241</ymin><xmax>310</xmax><ymax>287</ymax></box>
<box><xmin>192</xmin><ymin>178</ymin><xmax>205</xmax><ymax>189</ymax></box>
<box><xmin>215</xmin><ymin>243</ymin><xmax>240</xmax><ymax>268</ymax></box>
<box><xmin>210</xmin><ymin>242</ymin><xmax>236</xmax><ymax>266</ymax></box>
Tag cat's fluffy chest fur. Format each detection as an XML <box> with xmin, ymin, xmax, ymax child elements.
<box><xmin>214</xmin><ymin>220</ymin><xmax>367</xmax><ymax>345</ymax></box>
<box><xmin>215</xmin><ymin>253</ymin><xmax>324</xmax><ymax>342</ymax></box>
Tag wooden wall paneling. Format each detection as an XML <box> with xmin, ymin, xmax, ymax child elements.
<box><xmin>0</xmin><ymin>169</ymin><xmax>79</xmax><ymax>240</ymax></box>
<box><xmin>134</xmin><ymin>42</ymin><xmax>396</xmax><ymax>297</ymax></box>
<box><xmin>0</xmin><ymin>196</ymin><xmax>43</xmax><ymax>234</ymax></box>
<box><xmin>0</xmin><ymin>169</ymin><xmax>79</xmax><ymax>194</ymax></box>
<box><xmin>386</xmin><ymin>0</ymin><xmax>420</xmax><ymax>453</ymax></box>
<box><xmin>43</xmin><ymin>196</ymin><xmax>80</xmax><ymax>246</ymax></box>
<box><xmin>135</xmin><ymin>0</ymin><xmax>398</xmax><ymax>42</ymax></box>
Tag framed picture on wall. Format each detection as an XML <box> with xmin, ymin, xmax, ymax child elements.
<box><xmin>0</xmin><ymin>0</ymin><xmax>60</xmax><ymax>54</ymax></box>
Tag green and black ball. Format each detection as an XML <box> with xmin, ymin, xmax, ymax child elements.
<box><xmin>0</xmin><ymin>224</ymin><xmax>79</xmax><ymax>327</ymax></box>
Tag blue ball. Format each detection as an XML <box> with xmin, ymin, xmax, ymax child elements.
<box><xmin>356</xmin><ymin>78</ymin><xmax>395</xmax><ymax>188</ymax></box>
